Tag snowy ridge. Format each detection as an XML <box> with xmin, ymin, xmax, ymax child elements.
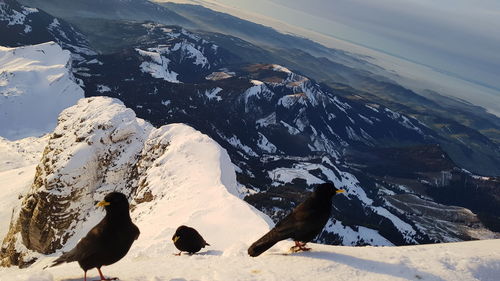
<box><xmin>0</xmin><ymin>42</ymin><xmax>84</xmax><ymax>140</ymax></box>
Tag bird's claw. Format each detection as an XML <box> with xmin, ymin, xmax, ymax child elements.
<box><xmin>290</xmin><ymin>242</ymin><xmax>311</xmax><ymax>253</ymax></box>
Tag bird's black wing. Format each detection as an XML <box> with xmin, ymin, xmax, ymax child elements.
<box><xmin>274</xmin><ymin>197</ymin><xmax>318</xmax><ymax>234</ymax></box>
<box><xmin>194</xmin><ymin>230</ymin><xmax>209</xmax><ymax>247</ymax></box>
<box><xmin>50</xmin><ymin>222</ymin><xmax>104</xmax><ymax>267</ymax></box>
<box><xmin>248</xmin><ymin>197</ymin><xmax>317</xmax><ymax>257</ymax></box>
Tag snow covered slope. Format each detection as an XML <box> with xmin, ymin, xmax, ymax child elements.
<box><xmin>0</xmin><ymin>42</ymin><xmax>84</xmax><ymax>140</ymax></box>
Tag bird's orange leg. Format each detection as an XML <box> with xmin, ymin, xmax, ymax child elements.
<box><xmin>84</xmin><ymin>271</ymin><xmax>87</xmax><ymax>281</ymax></box>
<box><xmin>174</xmin><ymin>251</ymin><xmax>182</xmax><ymax>256</ymax></box>
<box><xmin>96</xmin><ymin>267</ymin><xmax>118</xmax><ymax>281</ymax></box>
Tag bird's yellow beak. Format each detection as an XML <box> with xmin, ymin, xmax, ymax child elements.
<box><xmin>173</xmin><ymin>236</ymin><xmax>180</xmax><ymax>243</ymax></box>
<box><xmin>336</xmin><ymin>189</ymin><xmax>345</xmax><ymax>194</ymax></box>
<box><xmin>97</xmin><ymin>200</ymin><xmax>111</xmax><ymax>207</ymax></box>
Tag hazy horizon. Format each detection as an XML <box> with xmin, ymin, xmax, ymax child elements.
<box><xmin>158</xmin><ymin>0</ymin><xmax>500</xmax><ymax>117</ymax></box>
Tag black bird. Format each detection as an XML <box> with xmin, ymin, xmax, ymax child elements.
<box><xmin>172</xmin><ymin>225</ymin><xmax>210</xmax><ymax>255</ymax></box>
<box><xmin>248</xmin><ymin>183</ymin><xmax>344</xmax><ymax>257</ymax></box>
<box><xmin>50</xmin><ymin>192</ymin><xmax>140</xmax><ymax>281</ymax></box>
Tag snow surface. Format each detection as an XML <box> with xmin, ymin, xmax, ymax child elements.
<box><xmin>0</xmin><ymin>135</ymin><xmax>48</xmax><ymax>172</ymax></box>
<box><xmin>0</xmin><ymin>42</ymin><xmax>84</xmax><ymax>140</ymax></box>
<box><xmin>2</xmin><ymin>239</ymin><xmax>499</xmax><ymax>281</ymax></box>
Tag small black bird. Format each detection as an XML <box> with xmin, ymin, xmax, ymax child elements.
<box><xmin>248</xmin><ymin>183</ymin><xmax>344</xmax><ymax>257</ymax></box>
<box><xmin>50</xmin><ymin>192</ymin><xmax>140</xmax><ymax>281</ymax></box>
<box><xmin>172</xmin><ymin>225</ymin><xmax>210</xmax><ymax>255</ymax></box>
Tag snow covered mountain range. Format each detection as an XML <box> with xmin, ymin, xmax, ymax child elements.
<box><xmin>0</xmin><ymin>0</ymin><xmax>499</xmax><ymax>275</ymax></box>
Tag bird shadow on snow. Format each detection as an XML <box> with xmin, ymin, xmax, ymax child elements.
<box><xmin>293</xmin><ymin>251</ymin><xmax>447</xmax><ymax>281</ymax></box>
<box><xmin>61</xmin><ymin>277</ymin><xmax>191</xmax><ymax>281</ymax></box>
<box><xmin>176</xmin><ymin>250</ymin><xmax>222</xmax><ymax>256</ymax></box>
<box><xmin>60</xmin><ymin>276</ymin><xmax>99</xmax><ymax>281</ymax></box>
<box><xmin>198</xmin><ymin>250</ymin><xmax>223</xmax><ymax>256</ymax></box>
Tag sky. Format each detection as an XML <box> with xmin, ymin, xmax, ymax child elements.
<box><xmin>165</xmin><ymin>0</ymin><xmax>500</xmax><ymax>90</ymax></box>
<box><xmin>267</xmin><ymin>0</ymin><xmax>500</xmax><ymax>89</ymax></box>
<box><xmin>158</xmin><ymin>0</ymin><xmax>500</xmax><ymax>116</ymax></box>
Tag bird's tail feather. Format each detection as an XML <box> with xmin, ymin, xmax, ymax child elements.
<box><xmin>248</xmin><ymin>228</ymin><xmax>287</xmax><ymax>257</ymax></box>
<box><xmin>49</xmin><ymin>251</ymin><xmax>75</xmax><ymax>268</ymax></box>
<box><xmin>49</xmin><ymin>257</ymin><xmax>66</xmax><ymax>268</ymax></box>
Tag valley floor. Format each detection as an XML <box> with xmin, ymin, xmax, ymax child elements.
<box><xmin>1</xmin><ymin>239</ymin><xmax>499</xmax><ymax>281</ymax></box>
